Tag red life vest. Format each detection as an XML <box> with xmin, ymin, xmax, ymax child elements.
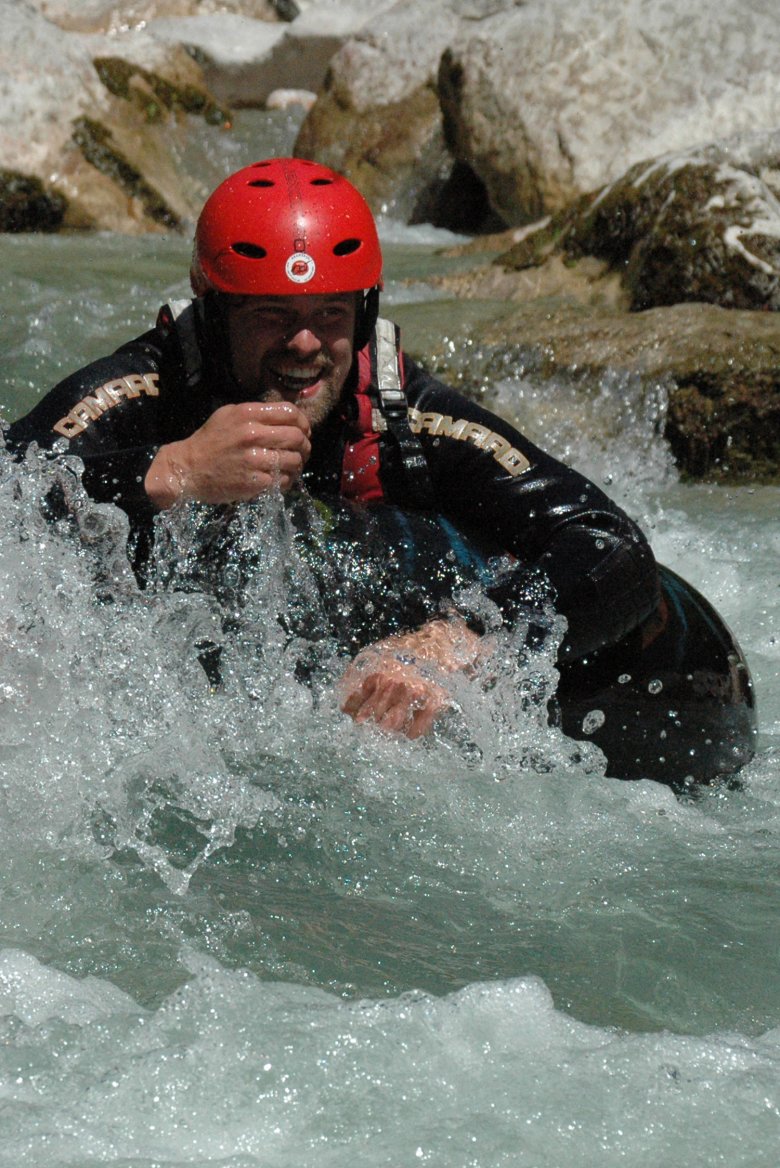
<box><xmin>340</xmin><ymin>343</ymin><xmax>394</xmax><ymax>502</ymax></box>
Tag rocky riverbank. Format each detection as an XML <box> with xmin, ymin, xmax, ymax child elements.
<box><xmin>1</xmin><ymin>0</ymin><xmax>778</xmax><ymax>480</ymax></box>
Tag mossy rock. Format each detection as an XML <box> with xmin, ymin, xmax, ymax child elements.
<box><xmin>667</xmin><ymin>373</ymin><xmax>780</xmax><ymax>481</ymax></box>
<box><xmin>94</xmin><ymin>57</ymin><xmax>231</xmax><ymax>127</ymax></box>
<box><xmin>494</xmin><ymin>138</ymin><xmax>780</xmax><ymax>314</ymax></box>
<box><xmin>0</xmin><ymin>170</ymin><xmax>67</xmax><ymax>233</ymax></box>
<box><xmin>469</xmin><ymin>300</ymin><xmax>780</xmax><ymax>483</ymax></box>
<box><xmin>560</xmin><ymin>158</ymin><xmax>780</xmax><ymax>311</ymax></box>
<box><xmin>72</xmin><ymin>117</ymin><xmax>182</xmax><ymax>230</ymax></box>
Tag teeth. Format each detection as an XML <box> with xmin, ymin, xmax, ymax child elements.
<box><xmin>275</xmin><ymin>367</ymin><xmax>320</xmax><ymax>381</ymax></box>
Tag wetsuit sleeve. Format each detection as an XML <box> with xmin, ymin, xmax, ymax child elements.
<box><xmin>4</xmin><ymin>329</ymin><xmax>176</xmax><ymax>519</ymax></box>
<box><xmin>402</xmin><ymin>358</ymin><xmax>660</xmax><ymax>660</ymax></box>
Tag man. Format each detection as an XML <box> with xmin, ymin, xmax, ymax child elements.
<box><xmin>6</xmin><ymin>157</ymin><xmax>660</xmax><ymax>740</ymax></box>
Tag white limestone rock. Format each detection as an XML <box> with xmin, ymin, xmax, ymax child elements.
<box><xmin>266</xmin><ymin>88</ymin><xmax>317</xmax><ymax>111</ymax></box>
<box><xmin>0</xmin><ymin>0</ymin><xmax>227</xmax><ymax>232</ymax></box>
<box><xmin>28</xmin><ymin>0</ymin><xmax>280</xmax><ymax>34</ymax></box>
<box><xmin>0</xmin><ymin>0</ymin><xmax>103</xmax><ymax>176</ymax></box>
<box><xmin>145</xmin><ymin>1</ymin><xmax>394</xmax><ymax>106</ymax></box>
<box><xmin>439</xmin><ymin>0</ymin><xmax>780</xmax><ymax>223</ymax></box>
<box><xmin>294</xmin><ymin>0</ymin><xmax>473</xmax><ymax>221</ymax></box>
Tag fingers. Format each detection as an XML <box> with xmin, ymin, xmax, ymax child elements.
<box><xmin>211</xmin><ymin>405</ymin><xmax>311</xmax><ymax>497</ymax></box>
<box><xmin>229</xmin><ymin>399</ymin><xmax>311</xmax><ymax>428</ymax></box>
<box><xmin>196</xmin><ymin>403</ymin><xmax>312</xmax><ymax>466</ymax></box>
<box><xmin>242</xmin><ymin>444</ymin><xmax>305</xmax><ymax>494</ymax></box>
<box><xmin>147</xmin><ymin>402</ymin><xmax>314</xmax><ymax>506</ymax></box>
<box><xmin>340</xmin><ymin>669</ymin><xmax>449</xmax><ymax>740</ymax></box>
<box><xmin>239</xmin><ymin>408</ymin><xmax>310</xmax><ymax>446</ymax></box>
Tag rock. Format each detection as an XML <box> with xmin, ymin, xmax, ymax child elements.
<box><xmin>0</xmin><ymin>1</ymin><xmax>230</xmax><ymax>233</ymax></box>
<box><xmin>432</xmin><ymin>247</ymin><xmax>629</xmax><ymax>311</ymax></box>
<box><xmin>1</xmin><ymin>1</ymin><xmax>387</xmax><ymax>233</ymax></box>
<box><xmin>297</xmin><ymin>0</ymin><xmax>780</xmax><ymax>231</ymax></box>
<box><xmin>494</xmin><ymin>133</ymin><xmax>780</xmax><ymax>313</ymax></box>
<box><xmin>28</xmin><ymin>0</ymin><xmax>280</xmax><ymax>34</ymax></box>
<box><xmin>470</xmin><ymin>301</ymin><xmax>780</xmax><ymax>482</ymax></box>
<box><xmin>146</xmin><ymin>1</ymin><xmax>393</xmax><ymax>107</ymax></box>
<box><xmin>0</xmin><ymin>1</ymin><xmax>98</xmax><ymax>176</ymax></box>
<box><xmin>143</xmin><ymin>14</ymin><xmax>286</xmax><ymax>106</ymax></box>
<box><xmin>266</xmin><ymin>88</ymin><xmax>317</xmax><ymax>111</ymax></box>
<box><xmin>294</xmin><ymin>0</ymin><xmax>504</xmax><ymax>229</ymax></box>
<box><xmin>0</xmin><ymin>170</ymin><xmax>66</xmax><ymax>232</ymax></box>
<box><xmin>569</xmin><ymin>136</ymin><xmax>780</xmax><ymax>313</ymax></box>
<box><xmin>439</xmin><ymin>0</ymin><xmax>780</xmax><ymax>225</ymax></box>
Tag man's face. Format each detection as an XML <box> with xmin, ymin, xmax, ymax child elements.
<box><xmin>225</xmin><ymin>292</ymin><xmax>358</xmax><ymax>429</ymax></box>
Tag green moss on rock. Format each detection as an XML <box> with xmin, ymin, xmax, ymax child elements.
<box><xmin>668</xmin><ymin>375</ymin><xmax>780</xmax><ymax>482</ymax></box>
<box><xmin>0</xmin><ymin>170</ymin><xmax>67</xmax><ymax>232</ymax></box>
<box><xmin>94</xmin><ymin>57</ymin><xmax>231</xmax><ymax>127</ymax></box>
<box><xmin>72</xmin><ymin>116</ymin><xmax>182</xmax><ymax>230</ymax></box>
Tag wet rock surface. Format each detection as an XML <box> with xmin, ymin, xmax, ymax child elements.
<box><xmin>498</xmin><ymin>135</ymin><xmax>780</xmax><ymax>314</ymax></box>
<box><xmin>436</xmin><ymin>0</ymin><xmax>780</xmax><ymax>225</ymax></box>
<box><xmin>412</xmin><ymin>296</ymin><xmax>780</xmax><ymax>482</ymax></box>
<box><xmin>0</xmin><ymin>0</ymin><xmax>390</xmax><ymax>232</ymax></box>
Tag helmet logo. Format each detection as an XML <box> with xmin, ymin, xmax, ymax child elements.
<box><xmin>285</xmin><ymin>251</ymin><xmax>316</xmax><ymax>284</ymax></box>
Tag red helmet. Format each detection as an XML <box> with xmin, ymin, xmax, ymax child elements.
<box><xmin>191</xmin><ymin>157</ymin><xmax>382</xmax><ymax>297</ymax></box>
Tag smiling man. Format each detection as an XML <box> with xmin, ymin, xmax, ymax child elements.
<box><xmin>5</xmin><ymin>158</ymin><xmax>660</xmax><ymax>740</ymax></box>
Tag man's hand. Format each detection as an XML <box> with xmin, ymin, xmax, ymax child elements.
<box><xmin>144</xmin><ymin>401</ymin><xmax>311</xmax><ymax>508</ymax></box>
<box><xmin>339</xmin><ymin>618</ymin><xmax>484</xmax><ymax>740</ymax></box>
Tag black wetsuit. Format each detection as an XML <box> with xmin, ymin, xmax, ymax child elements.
<box><xmin>5</xmin><ymin>304</ymin><xmax>660</xmax><ymax>663</ymax></box>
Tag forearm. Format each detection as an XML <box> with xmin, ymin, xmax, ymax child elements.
<box><xmin>484</xmin><ymin>516</ymin><xmax>660</xmax><ymax>660</ymax></box>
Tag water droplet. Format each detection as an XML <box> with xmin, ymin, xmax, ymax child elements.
<box><xmin>648</xmin><ymin>679</ymin><xmax>663</xmax><ymax>695</ymax></box>
<box><xmin>582</xmin><ymin>709</ymin><xmax>606</xmax><ymax>734</ymax></box>
<box><xmin>618</xmin><ymin>673</ymin><xmax>632</xmax><ymax>684</ymax></box>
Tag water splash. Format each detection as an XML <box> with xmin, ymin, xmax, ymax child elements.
<box><xmin>0</xmin><ymin>449</ymin><xmax>601</xmax><ymax>900</ymax></box>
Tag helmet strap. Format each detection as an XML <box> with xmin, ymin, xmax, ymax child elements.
<box><xmin>355</xmin><ymin>285</ymin><xmax>380</xmax><ymax>351</ymax></box>
<box><xmin>201</xmin><ymin>292</ymin><xmax>248</xmax><ymax>403</ymax></box>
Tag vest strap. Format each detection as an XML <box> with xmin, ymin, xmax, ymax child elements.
<box><xmin>370</xmin><ymin>318</ymin><xmax>435</xmax><ymax>509</ymax></box>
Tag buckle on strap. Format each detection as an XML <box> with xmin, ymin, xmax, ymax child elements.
<box><xmin>370</xmin><ymin>317</ymin><xmax>435</xmax><ymax>510</ymax></box>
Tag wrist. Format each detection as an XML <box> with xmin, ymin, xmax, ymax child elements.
<box><xmin>144</xmin><ymin>441</ymin><xmax>189</xmax><ymax>509</ymax></box>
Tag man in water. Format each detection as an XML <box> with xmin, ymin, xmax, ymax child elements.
<box><xmin>6</xmin><ymin>157</ymin><xmax>659</xmax><ymax>738</ymax></box>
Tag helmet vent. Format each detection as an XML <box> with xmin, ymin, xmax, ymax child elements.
<box><xmin>232</xmin><ymin>242</ymin><xmax>268</xmax><ymax>259</ymax></box>
<box><xmin>310</xmin><ymin>178</ymin><xmax>333</xmax><ymax>186</ymax></box>
<box><xmin>248</xmin><ymin>179</ymin><xmax>274</xmax><ymax>188</ymax></box>
<box><xmin>333</xmin><ymin>238</ymin><xmax>361</xmax><ymax>256</ymax></box>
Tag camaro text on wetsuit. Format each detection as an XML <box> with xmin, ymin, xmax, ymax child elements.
<box><xmin>52</xmin><ymin>373</ymin><xmax>160</xmax><ymax>439</ymax></box>
<box><xmin>407</xmin><ymin>407</ymin><xmax>531</xmax><ymax>476</ymax></box>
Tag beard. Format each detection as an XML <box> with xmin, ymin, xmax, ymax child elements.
<box><xmin>254</xmin><ymin>352</ymin><xmax>349</xmax><ymax>429</ymax></box>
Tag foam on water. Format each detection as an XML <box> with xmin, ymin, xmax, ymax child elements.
<box><xmin>0</xmin><ymin>950</ymin><xmax>779</xmax><ymax>1168</ymax></box>
<box><xmin>0</xmin><ymin>444</ymin><xmax>778</xmax><ymax>1168</ymax></box>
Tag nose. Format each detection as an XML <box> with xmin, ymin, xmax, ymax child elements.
<box><xmin>285</xmin><ymin>323</ymin><xmax>322</xmax><ymax>357</ymax></box>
